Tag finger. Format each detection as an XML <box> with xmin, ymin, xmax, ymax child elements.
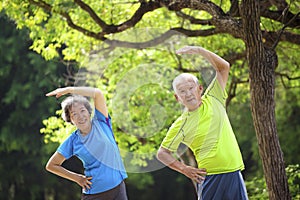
<box><xmin>176</xmin><ymin>49</ymin><xmax>192</xmax><ymax>54</ymax></box>
<box><xmin>82</xmin><ymin>182</ymin><xmax>91</xmax><ymax>192</ymax></box>
<box><xmin>85</xmin><ymin>183</ymin><xmax>91</xmax><ymax>189</ymax></box>
<box><xmin>46</xmin><ymin>91</ymin><xmax>56</xmax><ymax>96</ymax></box>
<box><xmin>196</xmin><ymin>168</ymin><xmax>207</xmax><ymax>173</ymax></box>
<box><xmin>195</xmin><ymin>174</ymin><xmax>205</xmax><ymax>183</ymax></box>
<box><xmin>195</xmin><ymin>177</ymin><xmax>205</xmax><ymax>184</ymax></box>
<box><xmin>199</xmin><ymin>168</ymin><xmax>207</xmax><ymax>171</ymax></box>
<box><xmin>176</xmin><ymin>47</ymin><xmax>187</xmax><ymax>53</ymax></box>
<box><xmin>86</xmin><ymin>177</ymin><xmax>93</xmax><ymax>185</ymax></box>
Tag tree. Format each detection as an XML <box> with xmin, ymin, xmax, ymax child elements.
<box><xmin>1</xmin><ymin>0</ymin><xmax>299</xmax><ymax>199</ymax></box>
<box><xmin>0</xmin><ymin>13</ymin><xmax>81</xmax><ymax>199</ymax></box>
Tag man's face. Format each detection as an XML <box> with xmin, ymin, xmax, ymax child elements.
<box><xmin>174</xmin><ymin>79</ymin><xmax>203</xmax><ymax>111</ymax></box>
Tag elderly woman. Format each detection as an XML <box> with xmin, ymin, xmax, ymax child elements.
<box><xmin>45</xmin><ymin>87</ymin><xmax>128</xmax><ymax>200</ymax></box>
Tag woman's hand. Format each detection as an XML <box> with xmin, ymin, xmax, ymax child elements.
<box><xmin>46</xmin><ymin>87</ymin><xmax>71</xmax><ymax>98</ymax></box>
<box><xmin>76</xmin><ymin>174</ymin><xmax>93</xmax><ymax>191</ymax></box>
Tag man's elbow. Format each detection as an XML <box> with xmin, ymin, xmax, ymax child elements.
<box><xmin>156</xmin><ymin>147</ymin><xmax>168</xmax><ymax>163</ymax></box>
<box><xmin>156</xmin><ymin>148</ymin><xmax>163</xmax><ymax>161</ymax></box>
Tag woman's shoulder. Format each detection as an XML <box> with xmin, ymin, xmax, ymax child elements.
<box><xmin>94</xmin><ymin>108</ymin><xmax>111</xmax><ymax>121</ymax></box>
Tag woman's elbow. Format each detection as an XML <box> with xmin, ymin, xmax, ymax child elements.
<box><xmin>94</xmin><ymin>88</ymin><xmax>103</xmax><ymax>98</ymax></box>
<box><xmin>45</xmin><ymin>160</ymin><xmax>58</xmax><ymax>173</ymax></box>
<box><xmin>45</xmin><ymin>161</ymin><xmax>52</xmax><ymax>172</ymax></box>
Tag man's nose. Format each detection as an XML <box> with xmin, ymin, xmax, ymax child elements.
<box><xmin>186</xmin><ymin>90</ymin><xmax>192</xmax><ymax>96</ymax></box>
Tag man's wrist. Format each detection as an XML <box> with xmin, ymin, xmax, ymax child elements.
<box><xmin>67</xmin><ymin>87</ymin><xmax>74</xmax><ymax>94</ymax></box>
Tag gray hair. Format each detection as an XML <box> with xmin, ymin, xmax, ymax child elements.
<box><xmin>61</xmin><ymin>95</ymin><xmax>92</xmax><ymax>123</ymax></box>
<box><xmin>172</xmin><ymin>73</ymin><xmax>199</xmax><ymax>92</ymax></box>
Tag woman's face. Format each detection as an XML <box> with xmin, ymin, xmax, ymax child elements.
<box><xmin>69</xmin><ymin>102</ymin><xmax>91</xmax><ymax>134</ymax></box>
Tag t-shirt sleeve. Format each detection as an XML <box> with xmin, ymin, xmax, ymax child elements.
<box><xmin>57</xmin><ymin>134</ymin><xmax>74</xmax><ymax>159</ymax></box>
<box><xmin>95</xmin><ymin>108</ymin><xmax>106</xmax><ymax>120</ymax></box>
<box><xmin>94</xmin><ymin>108</ymin><xmax>115</xmax><ymax>140</ymax></box>
<box><xmin>204</xmin><ymin>75</ymin><xmax>228</xmax><ymax>106</ymax></box>
<box><xmin>161</xmin><ymin>116</ymin><xmax>184</xmax><ymax>152</ymax></box>
<box><xmin>94</xmin><ymin>109</ymin><xmax>111</xmax><ymax>125</ymax></box>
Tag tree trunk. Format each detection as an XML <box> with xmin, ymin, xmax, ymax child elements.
<box><xmin>240</xmin><ymin>0</ymin><xmax>291</xmax><ymax>199</ymax></box>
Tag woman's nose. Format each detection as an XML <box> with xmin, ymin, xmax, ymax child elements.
<box><xmin>77</xmin><ymin>113</ymin><xmax>83</xmax><ymax>120</ymax></box>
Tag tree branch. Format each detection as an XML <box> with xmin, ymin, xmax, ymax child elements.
<box><xmin>116</xmin><ymin>1</ymin><xmax>162</xmax><ymax>32</ymax></box>
<box><xmin>28</xmin><ymin>0</ymin><xmax>100</xmax><ymax>38</ymax></box>
<box><xmin>271</xmin><ymin>11</ymin><xmax>300</xmax><ymax>49</ymax></box>
<box><xmin>159</xmin><ymin>0</ymin><xmax>226</xmax><ymax>17</ymax></box>
<box><xmin>262</xmin><ymin>30</ymin><xmax>300</xmax><ymax>46</ymax></box>
<box><xmin>228</xmin><ymin>0</ymin><xmax>240</xmax><ymax>17</ymax></box>
<box><xmin>226</xmin><ymin>76</ymin><xmax>249</xmax><ymax>107</ymax></box>
<box><xmin>175</xmin><ymin>11</ymin><xmax>211</xmax><ymax>25</ymax></box>
<box><xmin>276</xmin><ymin>72</ymin><xmax>300</xmax><ymax>88</ymax></box>
<box><xmin>27</xmin><ymin>0</ymin><xmax>299</xmax><ymax>55</ymax></box>
<box><xmin>261</xmin><ymin>10</ymin><xmax>300</xmax><ymax>28</ymax></box>
<box><xmin>74</xmin><ymin>0</ymin><xmax>108</xmax><ymax>29</ymax></box>
<box><xmin>75</xmin><ymin>0</ymin><xmax>162</xmax><ymax>33</ymax></box>
<box><xmin>101</xmin><ymin>27</ymin><xmax>227</xmax><ymax>49</ymax></box>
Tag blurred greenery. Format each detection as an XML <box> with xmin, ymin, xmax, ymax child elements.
<box><xmin>245</xmin><ymin>165</ymin><xmax>300</xmax><ymax>199</ymax></box>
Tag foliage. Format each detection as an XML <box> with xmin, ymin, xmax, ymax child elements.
<box><xmin>286</xmin><ymin>164</ymin><xmax>300</xmax><ymax>199</ymax></box>
<box><xmin>0</xmin><ymin>12</ymin><xmax>81</xmax><ymax>199</ymax></box>
<box><xmin>40</xmin><ymin>110</ymin><xmax>76</xmax><ymax>144</ymax></box>
<box><xmin>246</xmin><ymin>176</ymin><xmax>269</xmax><ymax>200</ymax></box>
<box><xmin>245</xmin><ymin>164</ymin><xmax>300</xmax><ymax>200</ymax></box>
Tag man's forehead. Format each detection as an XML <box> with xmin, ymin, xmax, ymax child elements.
<box><xmin>176</xmin><ymin>79</ymin><xmax>197</xmax><ymax>88</ymax></box>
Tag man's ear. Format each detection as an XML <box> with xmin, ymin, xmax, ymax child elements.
<box><xmin>174</xmin><ymin>94</ymin><xmax>180</xmax><ymax>102</ymax></box>
<box><xmin>198</xmin><ymin>85</ymin><xmax>204</xmax><ymax>95</ymax></box>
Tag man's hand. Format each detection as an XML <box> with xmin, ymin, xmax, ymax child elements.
<box><xmin>176</xmin><ymin>46</ymin><xmax>202</xmax><ymax>55</ymax></box>
<box><xmin>182</xmin><ymin>165</ymin><xmax>207</xmax><ymax>184</ymax></box>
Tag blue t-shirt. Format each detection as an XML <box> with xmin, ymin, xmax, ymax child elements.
<box><xmin>57</xmin><ymin>109</ymin><xmax>128</xmax><ymax>194</ymax></box>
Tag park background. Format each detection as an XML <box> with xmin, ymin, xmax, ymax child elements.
<box><xmin>0</xmin><ymin>1</ymin><xmax>299</xmax><ymax>199</ymax></box>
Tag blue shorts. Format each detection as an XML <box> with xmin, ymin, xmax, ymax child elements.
<box><xmin>197</xmin><ymin>171</ymin><xmax>248</xmax><ymax>200</ymax></box>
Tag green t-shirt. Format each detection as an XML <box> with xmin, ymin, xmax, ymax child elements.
<box><xmin>161</xmin><ymin>77</ymin><xmax>244</xmax><ymax>175</ymax></box>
